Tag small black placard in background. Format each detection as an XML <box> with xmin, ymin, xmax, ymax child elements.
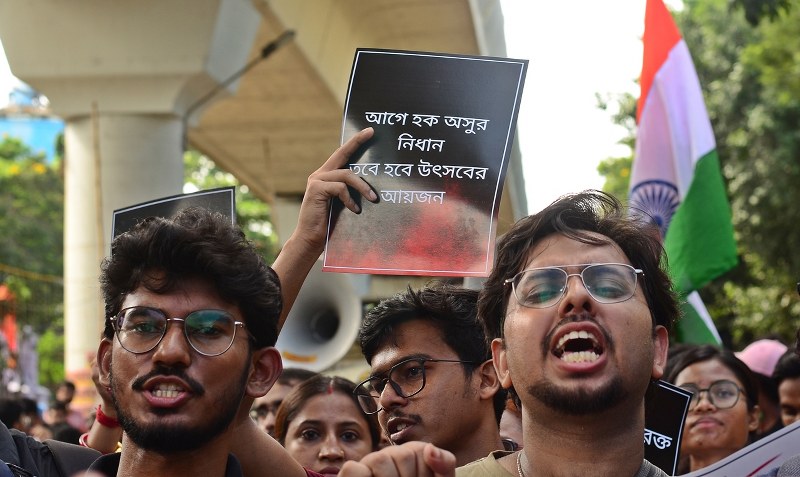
<box><xmin>111</xmin><ymin>187</ymin><xmax>236</xmax><ymax>241</ymax></box>
<box><xmin>644</xmin><ymin>379</ymin><xmax>692</xmax><ymax>475</ymax></box>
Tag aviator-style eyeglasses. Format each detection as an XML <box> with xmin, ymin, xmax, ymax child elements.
<box><xmin>505</xmin><ymin>263</ymin><xmax>644</xmax><ymax>309</ymax></box>
<box><xmin>679</xmin><ymin>379</ymin><xmax>744</xmax><ymax>410</ymax></box>
<box><xmin>354</xmin><ymin>357</ymin><xmax>480</xmax><ymax>415</ymax></box>
<box><xmin>108</xmin><ymin>306</ymin><xmax>247</xmax><ymax>357</ymax></box>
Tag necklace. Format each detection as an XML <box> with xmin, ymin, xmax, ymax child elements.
<box><xmin>516</xmin><ymin>451</ymin><xmax>525</xmax><ymax>477</ymax></box>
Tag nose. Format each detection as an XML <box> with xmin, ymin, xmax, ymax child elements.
<box><xmin>557</xmin><ymin>272</ymin><xmax>595</xmax><ymax>315</ymax></box>
<box><xmin>318</xmin><ymin>433</ymin><xmax>345</xmax><ymax>461</ymax></box>
<box><xmin>692</xmin><ymin>390</ymin><xmax>716</xmax><ymax>412</ymax></box>
<box><xmin>151</xmin><ymin>323</ymin><xmax>192</xmax><ymax>367</ymax></box>
<box><xmin>378</xmin><ymin>381</ymin><xmax>408</xmax><ymax>412</ymax></box>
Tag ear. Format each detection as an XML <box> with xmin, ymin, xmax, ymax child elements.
<box><xmin>246</xmin><ymin>346</ymin><xmax>283</xmax><ymax>398</ymax></box>
<box><xmin>748</xmin><ymin>404</ymin><xmax>761</xmax><ymax>433</ymax></box>
<box><xmin>491</xmin><ymin>338</ymin><xmax>513</xmax><ymax>389</ymax></box>
<box><xmin>97</xmin><ymin>338</ymin><xmax>113</xmax><ymax>389</ymax></box>
<box><xmin>476</xmin><ymin>359</ymin><xmax>500</xmax><ymax>400</ymax></box>
<box><xmin>651</xmin><ymin>325</ymin><xmax>669</xmax><ymax>380</ymax></box>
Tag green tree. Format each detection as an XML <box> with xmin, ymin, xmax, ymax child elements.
<box><xmin>596</xmin><ymin>0</ymin><xmax>800</xmax><ymax>347</ymax></box>
<box><xmin>595</xmin><ymin>91</ymin><xmax>637</xmax><ymax>201</ymax></box>
<box><xmin>0</xmin><ymin>136</ymin><xmax>65</xmax><ymax>389</ymax></box>
<box><xmin>37</xmin><ymin>329</ymin><xmax>65</xmax><ymax>386</ymax></box>
<box><xmin>183</xmin><ymin>150</ymin><xmax>278</xmax><ymax>262</ymax></box>
<box><xmin>680</xmin><ymin>0</ymin><xmax>800</xmax><ymax>345</ymax></box>
<box><xmin>0</xmin><ymin>137</ymin><xmax>65</xmax><ymax>332</ymax></box>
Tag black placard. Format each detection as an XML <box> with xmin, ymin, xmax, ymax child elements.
<box><xmin>111</xmin><ymin>187</ymin><xmax>235</xmax><ymax>241</ymax></box>
<box><xmin>644</xmin><ymin>379</ymin><xmax>692</xmax><ymax>475</ymax></box>
<box><xmin>323</xmin><ymin>49</ymin><xmax>527</xmax><ymax>277</ymax></box>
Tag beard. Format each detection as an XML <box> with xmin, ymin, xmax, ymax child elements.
<box><xmin>526</xmin><ymin>313</ymin><xmax>629</xmax><ymax>415</ymax></box>
<box><xmin>110</xmin><ymin>361</ymin><xmax>249</xmax><ymax>453</ymax></box>
<box><xmin>526</xmin><ymin>374</ymin><xmax>627</xmax><ymax>416</ymax></box>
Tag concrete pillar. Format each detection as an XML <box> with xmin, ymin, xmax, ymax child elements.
<box><xmin>63</xmin><ymin>115</ymin><xmax>184</xmax><ymax>372</ymax></box>
<box><xmin>0</xmin><ymin>0</ymin><xmax>261</xmax><ymax>406</ymax></box>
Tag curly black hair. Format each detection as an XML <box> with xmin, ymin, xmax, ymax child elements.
<box><xmin>100</xmin><ymin>207</ymin><xmax>281</xmax><ymax>349</ymax></box>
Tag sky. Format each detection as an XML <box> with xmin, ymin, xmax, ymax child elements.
<box><xmin>500</xmin><ymin>0</ymin><xmax>650</xmax><ymax>213</ymax></box>
<box><xmin>1</xmin><ymin>2</ymin><xmax>671</xmax><ymax>214</ymax></box>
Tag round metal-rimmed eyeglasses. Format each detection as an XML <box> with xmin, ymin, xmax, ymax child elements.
<box><xmin>678</xmin><ymin>379</ymin><xmax>745</xmax><ymax>410</ymax></box>
<box><xmin>504</xmin><ymin>263</ymin><xmax>644</xmax><ymax>309</ymax></box>
<box><xmin>353</xmin><ymin>357</ymin><xmax>480</xmax><ymax>415</ymax></box>
<box><xmin>108</xmin><ymin>306</ymin><xmax>247</xmax><ymax>357</ymax></box>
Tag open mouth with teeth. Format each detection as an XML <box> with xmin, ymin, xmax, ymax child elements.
<box><xmin>553</xmin><ymin>330</ymin><xmax>604</xmax><ymax>363</ymax></box>
<box><xmin>150</xmin><ymin>382</ymin><xmax>184</xmax><ymax>399</ymax></box>
<box><xmin>393</xmin><ymin>422</ymin><xmax>410</xmax><ymax>433</ymax></box>
<box><xmin>385</xmin><ymin>416</ymin><xmax>418</xmax><ymax>443</ymax></box>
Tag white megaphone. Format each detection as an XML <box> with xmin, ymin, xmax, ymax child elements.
<box><xmin>276</xmin><ymin>260</ymin><xmax>363</xmax><ymax>372</ymax></box>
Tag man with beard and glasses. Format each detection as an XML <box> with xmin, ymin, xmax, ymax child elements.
<box><xmin>92</xmin><ymin>207</ymin><xmax>440</xmax><ymax>477</ymax></box>
<box><xmin>458</xmin><ymin>190</ymin><xmax>676</xmax><ymax>477</ymax></box>
<box><xmin>91</xmin><ymin>206</ymin><xmax>292</xmax><ymax>477</ymax></box>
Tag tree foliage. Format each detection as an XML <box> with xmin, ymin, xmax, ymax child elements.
<box><xmin>0</xmin><ymin>136</ymin><xmax>65</xmax><ymax>390</ymax></box>
<box><xmin>183</xmin><ymin>150</ymin><xmax>278</xmax><ymax>262</ymax></box>
<box><xmin>0</xmin><ymin>137</ymin><xmax>64</xmax><ymax>332</ymax></box>
<box><xmin>596</xmin><ymin>0</ymin><xmax>800</xmax><ymax>348</ymax></box>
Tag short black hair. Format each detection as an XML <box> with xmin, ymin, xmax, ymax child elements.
<box><xmin>0</xmin><ymin>398</ymin><xmax>23</xmax><ymax>429</ymax></box>
<box><xmin>359</xmin><ymin>282</ymin><xmax>505</xmax><ymax>423</ymax></box>
<box><xmin>100</xmin><ymin>207</ymin><xmax>281</xmax><ymax>348</ymax></box>
<box><xmin>478</xmin><ymin>190</ymin><xmax>677</xmax><ymax>343</ymax></box>
<box><xmin>773</xmin><ymin>349</ymin><xmax>800</xmax><ymax>384</ymax></box>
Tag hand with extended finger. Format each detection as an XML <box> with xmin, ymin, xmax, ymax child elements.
<box><xmin>338</xmin><ymin>442</ymin><xmax>456</xmax><ymax>477</ymax></box>
<box><xmin>272</xmin><ymin>127</ymin><xmax>378</xmax><ymax>329</ymax></box>
<box><xmin>293</xmin><ymin>126</ymin><xmax>378</xmax><ymax>254</ymax></box>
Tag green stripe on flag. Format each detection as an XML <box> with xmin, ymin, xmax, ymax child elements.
<box><xmin>675</xmin><ymin>291</ymin><xmax>722</xmax><ymax>345</ymax></box>
<box><xmin>663</xmin><ymin>149</ymin><xmax>737</xmax><ymax>294</ymax></box>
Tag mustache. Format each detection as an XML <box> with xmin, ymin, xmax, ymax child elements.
<box><xmin>382</xmin><ymin>410</ymin><xmax>422</xmax><ymax>424</ymax></box>
<box><xmin>131</xmin><ymin>365</ymin><xmax>205</xmax><ymax>396</ymax></box>
<box><xmin>542</xmin><ymin>312</ymin><xmax>614</xmax><ymax>353</ymax></box>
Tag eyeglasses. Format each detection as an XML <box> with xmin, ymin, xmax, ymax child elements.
<box><xmin>354</xmin><ymin>357</ymin><xmax>480</xmax><ymax>415</ymax></box>
<box><xmin>679</xmin><ymin>379</ymin><xmax>744</xmax><ymax>410</ymax></box>
<box><xmin>504</xmin><ymin>263</ymin><xmax>644</xmax><ymax>309</ymax></box>
<box><xmin>109</xmin><ymin>306</ymin><xmax>246</xmax><ymax>357</ymax></box>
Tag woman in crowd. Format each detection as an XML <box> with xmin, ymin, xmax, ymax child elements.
<box><xmin>666</xmin><ymin>345</ymin><xmax>760</xmax><ymax>474</ymax></box>
<box><xmin>274</xmin><ymin>375</ymin><xmax>381</xmax><ymax>476</ymax></box>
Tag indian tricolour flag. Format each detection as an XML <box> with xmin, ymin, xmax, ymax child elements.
<box><xmin>629</xmin><ymin>0</ymin><xmax>737</xmax><ymax>345</ymax></box>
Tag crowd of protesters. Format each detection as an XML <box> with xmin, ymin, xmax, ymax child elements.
<box><xmin>0</xmin><ymin>129</ymin><xmax>797</xmax><ymax>476</ymax></box>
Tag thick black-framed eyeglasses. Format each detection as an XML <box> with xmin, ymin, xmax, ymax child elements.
<box><xmin>109</xmin><ymin>306</ymin><xmax>246</xmax><ymax>357</ymax></box>
<box><xmin>679</xmin><ymin>379</ymin><xmax>744</xmax><ymax>410</ymax></box>
<box><xmin>504</xmin><ymin>263</ymin><xmax>644</xmax><ymax>309</ymax></box>
<box><xmin>354</xmin><ymin>357</ymin><xmax>481</xmax><ymax>415</ymax></box>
